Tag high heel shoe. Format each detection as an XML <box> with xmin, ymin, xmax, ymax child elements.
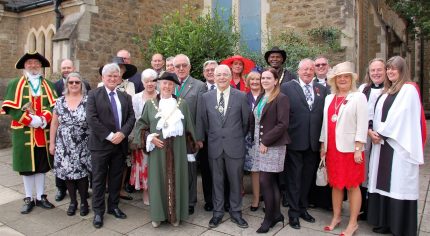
<box><xmin>256</xmin><ymin>221</ymin><xmax>271</xmax><ymax>234</ymax></box>
<box><xmin>270</xmin><ymin>214</ymin><xmax>285</xmax><ymax>228</ymax></box>
<box><xmin>250</xmin><ymin>204</ymin><xmax>259</xmax><ymax>212</ymax></box>
<box><xmin>339</xmin><ymin>224</ymin><xmax>358</xmax><ymax>236</ymax></box>
<box><xmin>324</xmin><ymin>221</ymin><xmax>341</xmax><ymax>231</ymax></box>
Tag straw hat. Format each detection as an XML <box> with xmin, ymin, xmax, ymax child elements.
<box><xmin>327</xmin><ymin>61</ymin><xmax>358</xmax><ymax>82</ymax></box>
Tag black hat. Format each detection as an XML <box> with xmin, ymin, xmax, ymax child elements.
<box><xmin>264</xmin><ymin>46</ymin><xmax>287</xmax><ymax>65</ymax></box>
<box><xmin>15</xmin><ymin>51</ymin><xmax>50</xmax><ymax>69</ymax></box>
<box><xmin>157</xmin><ymin>72</ymin><xmax>180</xmax><ymax>85</ymax></box>
<box><xmin>99</xmin><ymin>56</ymin><xmax>137</xmax><ymax>79</ymax></box>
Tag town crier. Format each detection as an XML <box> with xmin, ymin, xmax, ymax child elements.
<box><xmin>1</xmin><ymin>51</ymin><xmax>57</xmax><ymax>214</ymax></box>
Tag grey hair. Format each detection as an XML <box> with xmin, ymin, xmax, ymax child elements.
<box><xmin>297</xmin><ymin>58</ymin><xmax>315</xmax><ymax>70</ymax></box>
<box><xmin>102</xmin><ymin>63</ymin><xmax>121</xmax><ymax>76</ymax></box>
<box><xmin>203</xmin><ymin>60</ymin><xmax>218</xmax><ymax>69</ymax></box>
<box><xmin>173</xmin><ymin>54</ymin><xmax>191</xmax><ymax>66</ymax></box>
<box><xmin>214</xmin><ymin>64</ymin><xmax>232</xmax><ymax>77</ymax></box>
<box><xmin>141</xmin><ymin>68</ymin><xmax>158</xmax><ymax>82</ymax></box>
<box><xmin>63</xmin><ymin>72</ymin><xmax>87</xmax><ymax>95</ymax></box>
<box><xmin>166</xmin><ymin>56</ymin><xmax>174</xmax><ymax>62</ymax></box>
<box><xmin>314</xmin><ymin>55</ymin><xmax>329</xmax><ymax>64</ymax></box>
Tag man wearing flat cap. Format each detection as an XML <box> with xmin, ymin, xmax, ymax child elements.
<box><xmin>265</xmin><ymin>46</ymin><xmax>297</xmax><ymax>84</ymax></box>
<box><xmin>2</xmin><ymin>51</ymin><xmax>57</xmax><ymax>214</ymax></box>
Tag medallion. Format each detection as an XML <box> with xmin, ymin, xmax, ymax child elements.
<box><xmin>331</xmin><ymin>114</ymin><xmax>338</xmax><ymax>122</ymax></box>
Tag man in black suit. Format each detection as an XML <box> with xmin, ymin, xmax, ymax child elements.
<box><xmin>86</xmin><ymin>63</ymin><xmax>135</xmax><ymax>228</ymax></box>
<box><xmin>280</xmin><ymin>58</ymin><xmax>329</xmax><ymax>229</ymax></box>
<box><xmin>53</xmin><ymin>58</ymin><xmax>91</xmax><ymax>202</ymax></box>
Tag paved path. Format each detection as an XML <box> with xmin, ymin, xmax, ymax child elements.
<box><xmin>0</xmin><ymin>131</ymin><xmax>429</xmax><ymax>236</ymax></box>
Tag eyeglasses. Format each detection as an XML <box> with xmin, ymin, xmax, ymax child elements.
<box><xmin>174</xmin><ymin>63</ymin><xmax>189</xmax><ymax>69</ymax></box>
<box><xmin>68</xmin><ymin>81</ymin><xmax>81</xmax><ymax>85</ymax></box>
<box><xmin>204</xmin><ymin>68</ymin><xmax>215</xmax><ymax>73</ymax></box>
<box><xmin>315</xmin><ymin>63</ymin><xmax>327</xmax><ymax>68</ymax></box>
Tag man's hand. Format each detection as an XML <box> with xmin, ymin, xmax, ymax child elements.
<box><xmin>151</xmin><ymin>134</ymin><xmax>164</xmax><ymax>148</ymax></box>
<box><xmin>196</xmin><ymin>141</ymin><xmax>203</xmax><ymax>149</ymax></box>
<box><xmin>368</xmin><ymin>129</ymin><xmax>382</xmax><ymax>144</ymax></box>
<box><xmin>111</xmin><ymin>132</ymin><xmax>125</xmax><ymax>144</ymax></box>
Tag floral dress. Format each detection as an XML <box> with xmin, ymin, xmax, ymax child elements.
<box><xmin>53</xmin><ymin>96</ymin><xmax>91</xmax><ymax>180</ymax></box>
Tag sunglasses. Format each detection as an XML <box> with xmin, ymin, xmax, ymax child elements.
<box><xmin>68</xmin><ymin>81</ymin><xmax>81</xmax><ymax>85</ymax></box>
<box><xmin>174</xmin><ymin>63</ymin><xmax>189</xmax><ymax>69</ymax></box>
<box><xmin>315</xmin><ymin>63</ymin><xmax>327</xmax><ymax>68</ymax></box>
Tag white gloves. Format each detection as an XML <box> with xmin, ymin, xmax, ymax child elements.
<box><xmin>29</xmin><ymin>114</ymin><xmax>47</xmax><ymax>128</ymax></box>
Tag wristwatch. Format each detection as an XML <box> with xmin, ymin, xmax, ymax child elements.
<box><xmin>355</xmin><ymin>146</ymin><xmax>361</xmax><ymax>151</ymax></box>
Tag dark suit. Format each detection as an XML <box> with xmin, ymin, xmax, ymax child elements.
<box><xmin>280</xmin><ymin>79</ymin><xmax>328</xmax><ymax>218</ymax></box>
<box><xmin>279</xmin><ymin>68</ymin><xmax>297</xmax><ymax>84</ymax></box>
<box><xmin>127</xmin><ymin>72</ymin><xmax>144</xmax><ymax>93</ymax></box>
<box><xmin>86</xmin><ymin>86</ymin><xmax>135</xmax><ymax>215</ymax></box>
<box><xmin>177</xmin><ymin>76</ymin><xmax>207</xmax><ymax>208</ymax></box>
<box><xmin>198</xmin><ymin>88</ymin><xmax>249</xmax><ymax>218</ymax></box>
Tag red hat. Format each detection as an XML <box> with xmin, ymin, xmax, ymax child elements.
<box><xmin>220</xmin><ymin>55</ymin><xmax>255</xmax><ymax>75</ymax></box>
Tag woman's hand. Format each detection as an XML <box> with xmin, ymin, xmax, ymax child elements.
<box><xmin>368</xmin><ymin>129</ymin><xmax>382</xmax><ymax>144</ymax></box>
<box><xmin>320</xmin><ymin>143</ymin><xmax>326</xmax><ymax>160</ymax></box>
<box><xmin>151</xmin><ymin>134</ymin><xmax>164</xmax><ymax>148</ymax></box>
<box><xmin>354</xmin><ymin>151</ymin><xmax>363</xmax><ymax>164</ymax></box>
<box><xmin>49</xmin><ymin>144</ymin><xmax>55</xmax><ymax>155</ymax></box>
<box><xmin>259</xmin><ymin>143</ymin><xmax>268</xmax><ymax>154</ymax></box>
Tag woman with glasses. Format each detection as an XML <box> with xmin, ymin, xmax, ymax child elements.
<box><xmin>49</xmin><ymin>72</ymin><xmax>91</xmax><ymax>217</ymax></box>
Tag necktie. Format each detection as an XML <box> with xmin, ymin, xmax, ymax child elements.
<box><xmin>109</xmin><ymin>91</ymin><xmax>120</xmax><ymax>131</ymax></box>
<box><xmin>219</xmin><ymin>92</ymin><xmax>225</xmax><ymax>118</ymax></box>
<box><xmin>304</xmin><ymin>84</ymin><xmax>313</xmax><ymax>109</ymax></box>
<box><xmin>210</xmin><ymin>84</ymin><xmax>215</xmax><ymax>90</ymax></box>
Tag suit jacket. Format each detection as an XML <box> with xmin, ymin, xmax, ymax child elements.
<box><xmin>319</xmin><ymin>92</ymin><xmax>368</xmax><ymax>152</ymax></box>
<box><xmin>280</xmin><ymin>80</ymin><xmax>328</xmax><ymax>152</ymax></box>
<box><xmin>198</xmin><ymin>88</ymin><xmax>250</xmax><ymax>159</ymax></box>
<box><xmin>54</xmin><ymin>78</ymin><xmax>92</xmax><ymax>97</ymax></box>
<box><xmin>280</xmin><ymin>68</ymin><xmax>297</xmax><ymax>84</ymax></box>
<box><xmin>250</xmin><ymin>93</ymin><xmax>291</xmax><ymax>147</ymax></box>
<box><xmin>86</xmin><ymin>86</ymin><xmax>136</xmax><ymax>156</ymax></box>
<box><xmin>128</xmin><ymin>72</ymin><xmax>144</xmax><ymax>93</ymax></box>
<box><xmin>179</xmin><ymin>76</ymin><xmax>207</xmax><ymax>140</ymax></box>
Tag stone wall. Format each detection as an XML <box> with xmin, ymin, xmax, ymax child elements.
<box><xmin>0</xmin><ymin>10</ymin><xmax>19</xmax><ymax>80</ymax></box>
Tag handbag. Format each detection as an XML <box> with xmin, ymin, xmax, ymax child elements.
<box><xmin>316</xmin><ymin>159</ymin><xmax>328</xmax><ymax>186</ymax></box>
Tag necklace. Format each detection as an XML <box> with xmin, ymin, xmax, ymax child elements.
<box><xmin>151</xmin><ymin>98</ymin><xmax>182</xmax><ymax>128</ymax></box>
<box><xmin>331</xmin><ymin>95</ymin><xmax>347</xmax><ymax>122</ymax></box>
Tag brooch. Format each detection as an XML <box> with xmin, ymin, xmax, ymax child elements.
<box><xmin>314</xmin><ymin>87</ymin><xmax>320</xmax><ymax>96</ymax></box>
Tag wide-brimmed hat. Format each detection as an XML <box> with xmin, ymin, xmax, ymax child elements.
<box><xmin>157</xmin><ymin>72</ymin><xmax>180</xmax><ymax>85</ymax></box>
<box><xmin>15</xmin><ymin>51</ymin><xmax>50</xmax><ymax>69</ymax></box>
<box><xmin>327</xmin><ymin>61</ymin><xmax>358</xmax><ymax>82</ymax></box>
<box><xmin>264</xmin><ymin>46</ymin><xmax>287</xmax><ymax>65</ymax></box>
<box><xmin>99</xmin><ymin>56</ymin><xmax>137</xmax><ymax>79</ymax></box>
<box><xmin>220</xmin><ymin>55</ymin><xmax>255</xmax><ymax>75</ymax></box>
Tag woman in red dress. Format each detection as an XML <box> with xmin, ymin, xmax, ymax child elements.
<box><xmin>220</xmin><ymin>55</ymin><xmax>255</xmax><ymax>92</ymax></box>
<box><xmin>319</xmin><ymin>62</ymin><xmax>368</xmax><ymax>236</ymax></box>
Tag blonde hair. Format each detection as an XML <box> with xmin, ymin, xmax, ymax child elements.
<box><xmin>384</xmin><ymin>56</ymin><xmax>410</xmax><ymax>95</ymax></box>
<box><xmin>245</xmin><ymin>71</ymin><xmax>262</xmax><ymax>90</ymax></box>
<box><xmin>327</xmin><ymin>73</ymin><xmax>358</xmax><ymax>94</ymax></box>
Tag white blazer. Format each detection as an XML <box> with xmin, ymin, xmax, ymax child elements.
<box><xmin>319</xmin><ymin>92</ymin><xmax>368</xmax><ymax>152</ymax></box>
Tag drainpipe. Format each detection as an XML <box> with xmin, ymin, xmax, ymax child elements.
<box><xmin>54</xmin><ymin>0</ymin><xmax>63</xmax><ymax>30</ymax></box>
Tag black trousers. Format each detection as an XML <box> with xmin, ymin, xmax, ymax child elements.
<box><xmin>56</xmin><ymin>177</ymin><xmax>67</xmax><ymax>192</ymax></box>
<box><xmin>286</xmin><ymin>149</ymin><xmax>318</xmax><ymax>217</ymax></box>
<box><xmin>91</xmin><ymin>147</ymin><xmax>124</xmax><ymax>215</ymax></box>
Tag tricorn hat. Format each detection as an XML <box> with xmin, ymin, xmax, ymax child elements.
<box><xmin>157</xmin><ymin>72</ymin><xmax>180</xmax><ymax>85</ymax></box>
<box><xmin>15</xmin><ymin>51</ymin><xmax>50</xmax><ymax>69</ymax></box>
<box><xmin>264</xmin><ymin>46</ymin><xmax>287</xmax><ymax>65</ymax></box>
<box><xmin>99</xmin><ymin>56</ymin><xmax>137</xmax><ymax>80</ymax></box>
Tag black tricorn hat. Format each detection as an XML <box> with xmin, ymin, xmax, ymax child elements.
<box><xmin>157</xmin><ymin>72</ymin><xmax>180</xmax><ymax>85</ymax></box>
<box><xmin>99</xmin><ymin>56</ymin><xmax>137</xmax><ymax>80</ymax></box>
<box><xmin>264</xmin><ymin>46</ymin><xmax>287</xmax><ymax>65</ymax></box>
<box><xmin>15</xmin><ymin>51</ymin><xmax>50</xmax><ymax>69</ymax></box>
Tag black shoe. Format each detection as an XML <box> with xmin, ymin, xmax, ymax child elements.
<box><xmin>224</xmin><ymin>203</ymin><xmax>230</xmax><ymax>212</ymax></box>
<box><xmin>55</xmin><ymin>189</ymin><xmax>66</xmax><ymax>202</ymax></box>
<box><xmin>209</xmin><ymin>216</ymin><xmax>223</xmax><ymax>228</ymax></box>
<box><xmin>308</xmin><ymin>203</ymin><xmax>316</xmax><ymax>208</ymax></box>
<box><xmin>299</xmin><ymin>211</ymin><xmax>315</xmax><ymax>223</ymax></box>
<box><xmin>125</xmin><ymin>183</ymin><xmax>134</xmax><ymax>193</ymax></box>
<box><xmin>281</xmin><ymin>192</ymin><xmax>289</xmax><ymax>207</ymax></box>
<box><xmin>188</xmin><ymin>206</ymin><xmax>195</xmax><ymax>215</ymax></box>
<box><xmin>372</xmin><ymin>226</ymin><xmax>391</xmax><ymax>234</ymax></box>
<box><xmin>358</xmin><ymin>212</ymin><xmax>367</xmax><ymax>221</ymax></box>
<box><xmin>231</xmin><ymin>216</ymin><xmax>249</xmax><ymax>228</ymax></box>
<box><xmin>107</xmin><ymin>208</ymin><xmax>127</xmax><ymax>219</ymax></box>
<box><xmin>256</xmin><ymin>223</ymin><xmax>270</xmax><ymax>233</ymax></box>
<box><xmin>93</xmin><ymin>214</ymin><xmax>103</xmax><ymax>228</ymax></box>
<box><xmin>35</xmin><ymin>195</ymin><xmax>55</xmax><ymax>209</ymax></box>
<box><xmin>250</xmin><ymin>204</ymin><xmax>259</xmax><ymax>212</ymax></box>
<box><xmin>80</xmin><ymin>203</ymin><xmax>89</xmax><ymax>216</ymax></box>
<box><xmin>119</xmin><ymin>194</ymin><xmax>133</xmax><ymax>201</ymax></box>
<box><xmin>21</xmin><ymin>197</ymin><xmax>34</xmax><ymax>214</ymax></box>
<box><xmin>66</xmin><ymin>202</ymin><xmax>77</xmax><ymax>216</ymax></box>
<box><xmin>270</xmin><ymin>214</ymin><xmax>285</xmax><ymax>228</ymax></box>
<box><xmin>289</xmin><ymin>217</ymin><xmax>300</xmax><ymax>229</ymax></box>
<box><xmin>204</xmin><ymin>203</ymin><xmax>213</xmax><ymax>211</ymax></box>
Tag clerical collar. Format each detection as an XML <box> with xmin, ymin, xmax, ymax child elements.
<box><xmin>371</xmin><ymin>83</ymin><xmax>383</xmax><ymax>89</ymax></box>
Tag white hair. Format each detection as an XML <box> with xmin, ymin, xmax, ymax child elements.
<box><xmin>214</xmin><ymin>64</ymin><xmax>231</xmax><ymax>77</ymax></box>
<box><xmin>141</xmin><ymin>68</ymin><xmax>158</xmax><ymax>82</ymax></box>
<box><xmin>297</xmin><ymin>58</ymin><xmax>315</xmax><ymax>70</ymax></box>
<box><xmin>102</xmin><ymin>63</ymin><xmax>120</xmax><ymax>75</ymax></box>
<box><xmin>173</xmin><ymin>54</ymin><xmax>191</xmax><ymax>66</ymax></box>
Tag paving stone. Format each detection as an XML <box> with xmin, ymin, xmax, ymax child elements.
<box><xmin>128</xmin><ymin>221</ymin><xmax>207</xmax><ymax>236</ymax></box>
<box><xmin>49</xmin><ymin>220</ymin><xmax>99</xmax><ymax>235</ymax></box>
<box><xmin>103</xmin><ymin>203</ymin><xmax>151</xmax><ymax>234</ymax></box>
<box><xmin>0</xmin><ymin>173</ymin><xmax>23</xmax><ymax>187</ymax></box>
<box><xmin>0</xmin><ymin>226</ymin><xmax>25</xmax><ymax>236</ymax></box>
<box><xmin>0</xmin><ymin>185</ymin><xmax>22</xmax><ymax>206</ymax></box>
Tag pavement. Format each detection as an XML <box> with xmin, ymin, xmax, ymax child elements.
<box><xmin>0</xmin><ymin>131</ymin><xmax>429</xmax><ymax>236</ymax></box>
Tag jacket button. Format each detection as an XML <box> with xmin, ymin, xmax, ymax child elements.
<box><xmin>260</xmin><ymin>132</ymin><xmax>263</xmax><ymax>135</ymax></box>
<box><xmin>260</xmin><ymin>125</ymin><xmax>263</xmax><ymax>128</ymax></box>
<box><xmin>259</xmin><ymin>138</ymin><xmax>262</xmax><ymax>141</ymax></box>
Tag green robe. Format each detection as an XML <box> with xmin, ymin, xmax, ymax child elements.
<box><xmin>134</xmin><ymin>96</ymin><xmax>195</xmax><ymax>222</ymax></box>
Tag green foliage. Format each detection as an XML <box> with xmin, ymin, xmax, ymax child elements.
<box><xmin>386</xmin><ymin>0</ymin><xmax>430</xmax><ymax>39</ymax></box>
<box><xmin>267</xmin><ymin>27</ymin><xmax>344</xmax><ymax>73</ymax></box>
<box><xmin>136</xmin><ymin>5</ymin><xmax>240</xmax><ymax>79</ymax></box>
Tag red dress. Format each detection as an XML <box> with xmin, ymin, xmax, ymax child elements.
<box><xmin>326</xmin><ymin>97</ymin><xmax>364</xmax><ymax>189</ymax></box>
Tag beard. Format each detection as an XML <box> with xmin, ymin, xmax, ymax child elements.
<box><xmin>24</xmin><ymin>68</ymin><xmax>42</xmax><ymax>76</ymax></box>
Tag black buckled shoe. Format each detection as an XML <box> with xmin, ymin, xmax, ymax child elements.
<box><xmin>35</xmin><ymin>195</ymin><xmax>55</xmax><ymax>209</ymax></box>
<box><xmin>107</xmin><ymin>208</ymin><xmax>127</xmax><ymax>219</ymax></box>
<box><xmin>66</xmin><ymin>202</ymin><xmax>77</xmax><ymax>216</ymax></box>
<box><xmin>21</xmin><ymin>197</ymin><xmax>35</xmax><ymax>214</ymax></box>
<box><xmin>55</xmin><ymin>189</ymin><xmax>66</xmax><ymax>202</ymax></box>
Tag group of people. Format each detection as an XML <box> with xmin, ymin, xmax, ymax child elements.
<box><xmin>1</xmin><ymin>47</ymin><xmax>425</xmax><ymax>236</ymax></box>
